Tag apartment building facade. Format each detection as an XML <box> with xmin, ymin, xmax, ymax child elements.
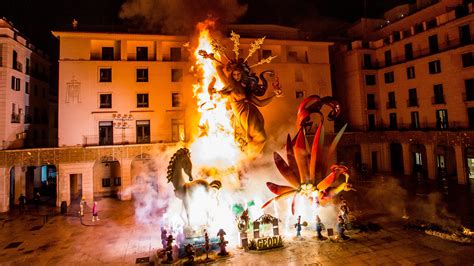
<box><xmin>333</xmin><ymin>0</ymin><xmax>474</xmax><ymax>185</ymax></box>
<box><xmin>0</xmin><ymin>18</ymin><xmax>55</xmax><ymax>150</ymax></box>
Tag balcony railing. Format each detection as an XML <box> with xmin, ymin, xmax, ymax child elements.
<box><xmin>431</xmin><ymin>95</ymin><xmax>446</xmax><ymax>104</ymax></box>
<box><xmin>11</xmin><ymin>113</ymin><xmax>20</xmax><ymax>123</ymax></box>
<box><xmin>347</xmin><ymin>121</ymin><xmax>470</xmax><ymax>132</ymax></box>
<box><xmin>462</xmin><ymin>93</ymin><xmax>474</xmax><ymax>102</ymax></box>
<box><xmin>83</xmin><ymin>134</ymin><xmax>154</xmax><ymax>146</ymax></box>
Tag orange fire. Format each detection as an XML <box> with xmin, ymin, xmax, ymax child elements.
<box><xmin>189</xmin><ymin>20</ymin><xmax>242</xmax><ymax>170</ymax></box>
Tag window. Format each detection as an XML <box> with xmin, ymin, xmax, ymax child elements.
<box><xmin>428</xmin><ymin>35</ymin><xmax>439</xmax><ymax>54</ymax></box>
<box><xmin>387</xmin><ymin>92</ymin><xmax>396</xmax><ymax>108</ymax></box>
<box><xmin>460</xmin><ymin>24</ymin><xmax>471</xmax><ymax>45</ymax></box>
<box><xmin>288</xmin><ymin>51</ymin><xmax>298</xmax><ymax>62</ymax></box>
<box><xmin>11</xmin><ymin>77</ymin><xmax>20</xmax><ymax>91</ymax></box>
<box><xmin>262</xmin><ymin>49</ymin><xmax>272</xmax><ymax>59</ymax></box>
<box><xmin>25</xmin><ymin>106</ymin><xmax>31</xmax><ymax>124</ymax></box>
<box><xmin>99</xmin><ymin>121</ymin><xmax>113</xmax><ymax>145</ymax></box>
<box><xmin>436</xmin><ymin>109</ymin><xmax>448</xmax><ymax>129</ymax></box>
<box><xmin>428</xmin><ymin>60</ymin><xmax>441</xmax><ymax>74</ymax></box>
<box><xmin>389</xmin><ymin>113</ymin><xmax>397</xmax><ymax>129</ymax></box>
<box><xmin>171</xmin><ymin>69</ymin><xmax>183</xmax><ymax>82</ymax></box>
<box><xmin>136</xmin><ymin>68</ymin><xmax>149</xmax><ymax>82</ymax></box>
<box><xmin>137</xmin><ymin>93</ymin><xmax>149</xmax><ymax>108</ymax></box>
<box><xmin>368</xmin><ymin>114</ymin><xmax>376</xmax><ymax>130</ymax></box>
<box><xmin>13</xmin><ymin>50</ymin><xmax>17</xmax><ymax>70</ymax></box>
<box><xmin>408</xmin><ymin>88</ymin><xmax>418</xmax><ymax>107</ymax></box>
<box><xmin>25</xmin><ymin>82</ymin><xmax>29</xmax><ymax>94</ymax></box>
<box><xmin>172</xmin><ymin>93</ymin><xmax>181</xmax><ymax>107</ymax></box>
<box><xmin>102</xmin><ymin>47</ymin><xmax>114</xmax><ymax>60</ymax></box>
<box><xmin>100</xmin><ymin>94</ymin><xmax>112</xmax><ymax>108</ymax></box>
<box><xmin>295</xmin><ymin>69</ymin><xmax>303</xmax><ymax>82</ymax></box>
<box><xmin>363</xmin><ymin>54</ymin><xmax>372</xmax><ymax>69</ymax></box>
<box><xmin>171</xmin><ymin>119</ymin><xmax>185</xmax><ymax>142</ymax></box>
<box><xmin>414</xmin><ymin>23</ymin><xmax>424</xmax><ymax>33</ymax></box>
<box><xmin>367</xmin><ymin>94</ymin><xmax>376</xmax><ymax>110</ymax></box>
<box><xmin>411</xmin><ymin>111</ymin><xmax>420</xmax><ymax>129</ymax></box>
<box><xmin>296</xmin><ymin>91</ymin><xmax>304</xmax><ymax>99</ymax></box>
<box><xmin>465</xmin><ymin>79</ymin><xmax>474</xmax><ymax>101</ymax></box>
<box><xmin>136</xmin><ymin>120</ymin><xmax>150</xmax><ymax>144</ymax></box>
<box><xmin>365</xmin><ymin>75</ymin><xmax>376</xmax><ymax>86</ymax></box>
<box><xmin>407</xmin><ymin>66</ymin><xmax>415</xmax><ymax>79</ymax></box>
<box><xmin>384</xmin><ymin>71</ymin><xmax>394</xmax><ymax>83</ymax></box>
<box><xmin>468</xmin><ymin>108</ymin><xmax>474</xmax><ymax>129</ymax></box>
<box><xmin>462</xmin><ymin>52</ymin><xmax>474</xmax><ymax>67</ymax></box>
<box><xmin>384</xmin><ymin>50</ymin><xmax>392</xmax><ymax>66</ymax></box>
<box><xmin>136</xmin><ymin>47</ymin><xmax>148</xmax><ymax>61</ymax></box>
<box><xmin>393</xmin><ymin>31</ymin><xmax>401</xmax><ymax>41</ymax></box>
<box><xmin>25</xmin><ymin>58</ymin><xmax>30</xmax><ymax>74</ymax></box>
<box><xmin>114</xmin><ymin>177</ymin><xmax>121</xmax><ymax>186</ymax></box>
<box><xmin>102</xmin><ymin>178</ymin><xmax>111</xmax><ymax>187</ymax></box>
<box><xmin>433</xmin><ymin>84</ymin><xmax>445</xmax><ymax>104</ymax></box>
<box><xmin>99</xmin><ymin>68</ymin><xmax>112</xmax><ymax>82</ymax></box>
<box><xmin>170</xmin><ymin>47</ymin><xmax>182</xmax><ymax>61</ymax></box>
<box><xmin>34</xmin><ymin>107</ymin><xmax>40</xmax><ymax>123</ymax></box>
<box><xmin>405</xmin><ymin>42</ymin><xmax>413</xmax><ymax>59</ymax></box>
<box><xmin>427</xmin><ymin>18</ymin><xmax>437</xmax><ymax>30</ymax></box>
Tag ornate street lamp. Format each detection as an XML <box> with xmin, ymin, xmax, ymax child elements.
<box><xmin>113</xmin><ymin>113</ymin><xmax>134</xmax><ymax>144</ymax></box>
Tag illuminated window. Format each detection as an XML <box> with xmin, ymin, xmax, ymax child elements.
<box><xmin>136</xmin><ymin>120</ymin><xmax>150</xmax><ymax>144</ymax></box>
<box><xmin>171</xmin><ymin>119</ymin><xmax>185</xmax><ymax>142</ymax></box>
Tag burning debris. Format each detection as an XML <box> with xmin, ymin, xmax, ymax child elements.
<box><xmin>404</xmin><ymin>220</ymin><xmax>474</xmax><ymax>243</ymax></box>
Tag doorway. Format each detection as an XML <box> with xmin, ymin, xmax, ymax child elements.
<box><xmin>390</xmin><ymin>143</ymin><xmax>403</xmax><ymax>174</ymax></box>
<box><xmin>69</xmin><ymin>174</ymin><xmax>82</xmax><ymax>202</ymax></box>
<box><xmin>9</xmin><ymin>167</ymin><xmax>15</xmax><ymax>209</ymax></box>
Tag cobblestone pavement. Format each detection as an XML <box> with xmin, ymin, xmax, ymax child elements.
<box><xmin>0</xmin><ymin>198</ymin><xmax>473</xmax><ymax>265</ymax></box>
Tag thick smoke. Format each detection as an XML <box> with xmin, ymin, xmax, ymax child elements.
<box><xmin>119</xmin><ymin>0</ymin><xmax>248</xmax><ymax>34</ymax></box>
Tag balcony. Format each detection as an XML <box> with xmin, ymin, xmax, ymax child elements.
<box><xmin>13</xmin><ymin>61</ymin><xmax>22</xmax><ymax>72</ymax></box>
<box><xmin>407</xmin><ymin>99</ymin><xmax>419</xmax><ymax>107</ymax></box>
<box><xmin>11</xmin><ymin>113</ymin><xmax>20</xmax><ymax>123</ymax></box>
<box><xmin>431</xmin><ymin>95</ymin><xmax>446</xmax><ymax>104</ymax></box>
<box><xmin>373</xmin><ymin>38</ymin><xmax>474</xmax><ymax>69</ymax></box>
<box><xmin>463</xmin><ymin>93</ymin><xmax>474</xmax><ymax>102</ymax></box>
<box><xmin>386</xmin><ymin>101</ymin><xmax>396</xmax><ymax>109</ymax></box>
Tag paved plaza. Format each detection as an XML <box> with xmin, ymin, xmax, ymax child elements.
<box><xmin>0</xmin><ymin>198</ymin><xmax>473</xmax><ymax>265</ymax></box>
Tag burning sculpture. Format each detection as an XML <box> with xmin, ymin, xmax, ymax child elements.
<box><xmin>198</xmin><ymin>31</ymin><xmax>282</xmax><ymax>156</ymax></box>
<box><xmin>166</xmin><ymin>148</ymin><xmax>222</xmax><ymax>225</ymax></box>
<box><xmin>262</xmin><ymin>95</ymin><xmax>355</xmax><ymax>214</ymax></box>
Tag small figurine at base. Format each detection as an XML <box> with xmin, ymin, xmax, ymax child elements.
<box><xmin>217</xmin><ymin>229</ymin><xmax>229</xmax><ymax>256</ymax></box>
<box><xmin>165</xmin><ymin>234</ymin><xmax>175</xmax><ymax>263</ymax></box>
<box><xmin>336</xmin><ymin>215</ymin><xmax>350</xmax><ymax>240</ymax></box>
<box><xmin>295</xmin><ymin>216</ymin><xmax>302</xmax><ymax>237</ymax></box>
<box><xmin>316</xmin><ymin>215</ymin><xmax>327</xmax><ymax>240</ymax></box>
<box><xmin>202</xmin><ymin>230</ymin><xmax>213</xmax><ymax>262</ymax></box>
<box><xmin>184</xmin><ymin>244</ymin><xmax>195</xmax><ymax>265</ymax></box>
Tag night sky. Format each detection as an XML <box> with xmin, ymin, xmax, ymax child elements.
<box><xmin>2</xmin><ymin>0</ymin><xmax>409</xmax><ymax>57</ymax></box>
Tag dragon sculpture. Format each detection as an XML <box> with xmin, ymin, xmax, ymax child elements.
<box><xmin>262</xmin><ymin>95</ymin><xmax>355</xmax><ymax>214</ymax></box>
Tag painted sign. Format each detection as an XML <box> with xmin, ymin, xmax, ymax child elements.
<box><xmin>255</xmin><ymin>235</ymin><xmax>283</xmax><ymax>250</ymax></box>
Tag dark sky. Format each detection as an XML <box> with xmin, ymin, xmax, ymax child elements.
<box><xmin>1</xmin><ymin>0</ymin><xmax>409</xmax><ymax>56</ymax></box>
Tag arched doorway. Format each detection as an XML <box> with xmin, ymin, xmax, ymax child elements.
<box><xmin>410</xmin><ymin>144</ymin><xmax>427</xmax><ymax>177</ymax></box>
<box><xmin>435</xmin><ymin>145</ymin><xmax>456</xmax><ymax>181</ymax></box>
<box><xmin>93</xmin><ymin>156</ymin><xmax>121</xmax><ymax>198</ymax></box>
<box><xmin>390</xmin><ymin>143</ymin><xmax>403</xmax><ymax>174</ymax></box>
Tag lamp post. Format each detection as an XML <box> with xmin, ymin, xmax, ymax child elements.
<box><xmin>113</xmin><ymin>113</ymin><xmax>134</xmax><ymax>144</ymax></box>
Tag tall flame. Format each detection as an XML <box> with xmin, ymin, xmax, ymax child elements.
<box><xmin>190</xmin><ymin>21</ymin><xmax>242</xmax><ymax>168</ymax></box>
